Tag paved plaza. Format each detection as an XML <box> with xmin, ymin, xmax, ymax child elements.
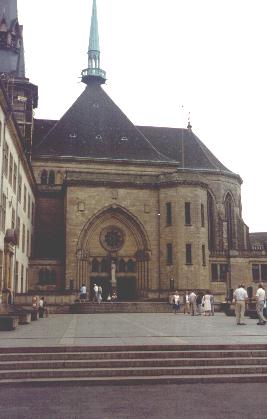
<box><xmin>0</xmin><ymin>312</ymin><xmax>267</xmax><ymax>347</ymax></box>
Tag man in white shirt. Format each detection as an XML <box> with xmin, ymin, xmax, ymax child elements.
<box><xmin>255</xmin><ymin>283</ymin><xmax>266</xmax><ymax>325</ymax></box>
<box><xmin>233</xmin><ymin>284</ymin><xmax>248</xmax><ymax>325</ymax></box>
<box><xmin>80</xmin><ymin>284</ymin><xmax>87</xmax><ymax>300</ymax></box>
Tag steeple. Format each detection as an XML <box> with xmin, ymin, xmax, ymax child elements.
<box><xmin>81</xmin><ymin>0</ymin><xmax>106</xmax><ymax>85</ymax></box>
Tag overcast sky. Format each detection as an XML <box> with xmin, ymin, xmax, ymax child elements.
<box><xmin>18</xmin><ymin>0</ymin><xmax>267</xmax><ymax>233</ymax></box>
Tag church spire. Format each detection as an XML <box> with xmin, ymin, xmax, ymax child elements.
<box><xmin>81</xmin><ymin>0</ymin><xmax>106</xmax><ymax>85</ymax></box>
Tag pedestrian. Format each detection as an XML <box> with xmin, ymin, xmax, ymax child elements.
<box><xmin>172</xmin><ymin>291</ymin><xmax>180</xmax><ymax>314</ymax></box>
<box><xmin>210</xmin><ymin>293</ymin><xmax>215</xmax><ymax>316</ymax></box>
<box><xmin>183</xmin><ymin>291</ymin><xmax>190</xmax><ymax>314</ymax></box>
<box><xmin>255</xmin><ymin>283</ymin><xmax>266</xmax><ymax>325</ymax></box>
<box><xmin>38</xmin><ymin>296</ymin><xmax>46</xmax><ymax>318</ymax></box>
<box><xmin>233</xmin><ymin>284</ymin><xmax>248</xmax><ymax>325</ymax></box>
<box><xmin>98</xmin><ymin>285</ymin><xmax>102</xmax><ymax>303</ymax></box>
<box><xmin>196</xmin><ymin>292</ymin><xmax>203</xmax><ymax>315</ymax></box>
<box><xmin>93</xmin><ymin>284</ymin><xmax>98</xmax><ymax>302</ymax></box>
<box><xmin>189</xmin><ymin>290</ymin><xmax>197</xmax><ymax>316</ymax></box>
<box><xmin>202</xmin><ymin>290</ymin><xmax>212</xmax><ymax>316</ymax></box>
<box><xmin>80</xmin><ymin>283</ymin><xmax>87</xmax><ymax>301</ymax></box>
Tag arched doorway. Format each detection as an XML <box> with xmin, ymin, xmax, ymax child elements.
<box><xmin>76</xmin><ymin>205</ymin><xmax>151</xmax><ymax>301</ymax></box>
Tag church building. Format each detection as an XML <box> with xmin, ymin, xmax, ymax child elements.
<box><xmin>1</xmin><ymin>0</ymin><xmax>267</xmax><ymax>302</ymax></box>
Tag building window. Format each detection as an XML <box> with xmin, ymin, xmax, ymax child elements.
<box><xmin>15</xmin><ymin>261</ymin><xmax>19</xmax><ymax>293</ymax></box>
<box><xmin>8</xmin><ymin>153</ymin><xmax>13</xmax><ymax>185</ymax></box>
<box><xmin>211</xmin><ymin>263</ymin><xmax>228</xmax><ymax>282</ymax></box>
<box><xmin>48</xmin><ymin>170</ymin><xmax>55</xmax><ymax>185</ymax></box>
<box><xmin>201</xmin><ymin>204</ymin><xmax>205</xmax><ymax>227</ymax></box>
<box><xmin>202</xmin><ymin>244</ymin><xmax>206</xmax><ymax>266</ymax></box>
<box><xmin>207</xmin><ymin>192</ymin><xmax>215</xmax><ymax>251</ymax></box>
<box><xmin>22</xmin><ymin>224</ymin><xmax>25</xmax><ymax>253</ymax></box>
<box><xmin>16</xmin><ymin>217</ymin><xmax>20</xmax><ymax>248</ymax></box>
<box><xmin>185</xmin><ymin>202</ymin><xmax>191</xmax><ymax>225</ymax></box>
<box><xmin>27</xmin><ymin>194</ymin><xmax>31</xmax><ymax>219</ymax></box>
<box><xmin>252</xmin><ymin>264</ymin><xmax>267</xmax><ymax>282</ymax></box>
<box><xmin>18</xmin><ymin>174</ymin><xmax>22</xmax><ymax>203</ymax></box>
<box><xmin>100</xmin><ymin>258</ymin><xmax>108</xmax><ymax>272</ymax></box>
<box><xmin>127</xmin><ymin>259</ymin><xmax>136</xmax><ymax>273</ymax></box>
<box><xmin>3</xmin><ymin>141</ymin><xmax>9</xmax><ymax>177</ymax></box>
<box><xmin>26</xmin><ymin>230</ymin><xmax>30</xmax><ymax>256</ymax></box>
<box><xmin>13</xmin><ymin>162</ymin><xmax>17</xmax><ymax>193</ymax></box>
<box><xmin>167</xmin><ymin>243</ymin><xmax>173</xmax><ymax>265</ymax></box>
<box><xmin>1</xmin><ymin>194</ymin><xmax>6</xmax><ymax>232</ymax></box>
<box><xmin>41</xmin><ymin>170</ymin><xmax>48</xmax><ymax>185</ymax></box>
<box><xmin>23</xmin><ymin>185</ymin><xmax>27</xmax><ymax>212</ymax></box>
<box><xmin>166</xmin><ymin>202</ymin><xmax>172</xmax><ymax>226</ymax></box>
<box><xmin>0</xmin><ymin>121</ymin><xmax>2</xmax><ymax>147</ymax></box>
<box><xmin>118</xmin><ymin>259</ymin><xmax>126</xmax><ymax>272</ymax></box>
<box><xmin>21</xmin><ymin>264</ymin><xmax>24</xmax><ymax>292</ymax></box>
<box><xmin>186</xmin><ymin>243</ymin><xmax>192</xmax><ymax>265</ymax></box>
<box><xmin>38</xmin><ymin>268</ymin><xmax>56</xmax><ymax>285</ymax></box>
<box><xmin>11</xmin><ymin>207</ymin><xmax>15</xmax><ymax>230</ymax></box>
<box><xmin>225</xmin><ymin>193</ymin><xmax>234</xmax><ymax>250</ymax></box>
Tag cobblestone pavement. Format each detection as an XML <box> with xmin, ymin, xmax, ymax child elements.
<box><xmin>0</xmin><ymin>312</ymin><xmax>266</xmax><ymax>347</ymax></box>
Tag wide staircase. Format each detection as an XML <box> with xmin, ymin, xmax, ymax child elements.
<box><xmin>1</xmin><ymin>344</ymin><xmax>267</xmax><ymax>385</ymax></box>
<box><xmin>70</xmin><ymin>301</ymin><xmax>173</xmax><ymax>314</ymax></box>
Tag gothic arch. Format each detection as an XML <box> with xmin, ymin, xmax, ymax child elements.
<box><xmin>76</xmin><ymin>204</ymin><xmax>151</xmax><ymax>254</ymax></box>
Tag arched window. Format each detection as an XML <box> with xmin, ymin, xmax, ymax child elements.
<box><xmin>39</xmin><ymin>268</ymin><xmax>45</xmax><ymax>284</ymax></box>
<box><xmin>207</xmin><ymin>191</ymin><xmax>215</xmax><ymax>251</ymax></box>
<box><xmin>50</xmin><ymin>270</ymin><xmax>56</xmax><ymax>284</ymax></box>
<box><xmin>48</xmin><ymin>170</ymin><xmax>55</xmax><ymax>185</ymax></box>
<box><xmin>92</xmin><ymin>258</ymin><xmax>100</xmax><ymax>273</ymax></box>
<box><xmin>127</xmin><ymin>259</ymin><xmax>136</xmax><ymax>273</ymax></box>
<box><xmin>40</xmin><ymin>170</ymin><xmax>48</xmax><ymax>185</ymax></box>
<box><xmin>100</xmin><ymin>258</ymin><xmax>108</xmax><ymax>273</ymax></box>
<box><xmin>225</xmin><ymin>193</ymin><xmax>234</xmax><ymax>250</ymax></box>
<box><xmin>118</xmin><ymin>259</ymin><xmax>126</xmax><ymax>272</ymax></box>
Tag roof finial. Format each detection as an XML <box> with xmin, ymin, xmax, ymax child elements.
<box><xmin>81</xmin><ymin>0</ymin><xmax>106</xmax><ymax>85</ymax></box>
<box><xmin>187</xmin><ymin>112</ymin><xmax>192</xmax><ymax>131</ymax></box>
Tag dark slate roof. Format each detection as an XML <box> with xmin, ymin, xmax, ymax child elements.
<box><xmin>137</xmin><ymin>126</ymin><xmax>232</xmax><ymax>173</ymax></box>
<box><xmin>32</xmin><ymin>83</ymin><xmax>237</xmax><ymax>175</ymax></box>
<box><xmin>33</xmin><ymin>83</ymin><xmax>170</xmax><ymax>163</ymax></box>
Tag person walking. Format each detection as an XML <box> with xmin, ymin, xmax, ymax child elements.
<box><xmin>183</xmin><ymin>292</ymin><xmax>190</xmax><ymax>314</ymax></box>
<box><xmin>98</xmin><ymin>285</ymin><xmax>103</xmax><ymax>303</ymax></box>
<box><xmin>79</xmin><ymin>284</ymin><xmax>87</xmax><ymax>301</ymax></box>
<box><xmin>233</xmin><ymin>284</ymin><xmax>248</xmax><ymax>325</ymax></box>
<box><xmin>202</xmin><ymin>290</ymin><xmax>212</xmax><ymax>316</ymax></box>
<box><xmin>172</xmin><ymin>291</ymin><xmax>180</xmax><ymax>314</ymax></box>
<box><xmin>255</xmin><ymin>283</ymin><xmax>266</xmax><ymax>325</ymax></box>
<box><xmin>196</xmin><ymin>292</ymin><xmax>203</xmax><ymax>315</ymax></box>
<box><xmin>93</xmin><ymin>284</ymin><xmax>98</xmax><ymax>302</ymax></box>
<box><xmin>189</xmin><ymin>291</ymin><xmax>197</xmax><ymax>316</ymax></box>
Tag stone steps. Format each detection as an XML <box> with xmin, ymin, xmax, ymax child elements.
<box><xmin>0</xmin><ymin>344</ymin><xmax>267</xmax><ymax>385</ymax></box>
<box><xmin>70</xmin><ymin>302</ymin><xmax>173</xmax><ymax>314</ymax></box>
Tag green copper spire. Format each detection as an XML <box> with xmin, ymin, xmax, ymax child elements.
<box><xmin>82</xmin><ymin>0</ymin><xmax>106</xmax><ymax>85</ymax></box>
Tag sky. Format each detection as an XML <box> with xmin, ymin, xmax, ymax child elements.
<box><xmin>17</xmin><ymin>0</ymin><xmax>267</xmax><ymax>233</ymax></box>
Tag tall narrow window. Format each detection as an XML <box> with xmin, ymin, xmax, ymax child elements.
<box><xmin>31</xmin><ymin>202</ymin><xmax>35</xmax><ymax>226</ymax></box>
<box><xmin>15</xmin><ymin>262</ymin><xmax>19</xmax><ymax>293</ymax></box>
<box><xmin>166</xmin><ymin>202</ymin><xmax>172</xmax><ymax>225</ymax></box>
<box><xmin>28</xmin><ymin>193</ymin><xmax>31</xmax><ymax>219</ymax></box>
<box><xmin>48</xmin><ymin>170</ymin><xmax>55</xmax><ymax>185</ymax></box>
<box><xmin>186</xmin><ymin>244</ymin><xmax>192</xmax><ymax>264</ymax></box>
<box><xmin>3</xmin><ymin>141</ymin><xmax>9</xmax><ymax>177</ymax></box>
<box><xmin>11</xmin><ymin>208</ymin><xmax>15</xmax><ymax>230</ymax></box>
<box><xmin>16</xmin><ymin>217</ymin><xmax>20</xmax><ymax>248</ymax></box>
<box><xmin>21</xmin><ymin>264</ymin><xmax>24</xmax><ymax>292</ymax></box>
<box><xmin>23</xmin><ymin>185</ymin><xmax>27</xmax><ymax>212</ymax></box>
<box><xmin>22</xmin><ymin>224</ymin><xmax>25</xmax><ymax>253</ymax></box>
<box><xmin>8</xmin><ymin>153</ymin><xmax>13</xmax><ymax>185</ymax></box>
<box><xmin>252</xmin><ymin>264</ymin><xmax>260</xmax><ymax>282</ymax></box>
<box><xmin>201</xmin><ymin>204</ymin><xmax>205</xmax><ymax>227</ymax></box>
<box><xmin>13</xmin><ymin>162</ymin><xmax>17</xmax><ymax>193</ymax></box>
<box><xmin>1</xmin><ymin>194</ymin><xmax>6</xmax><ymax>232</ymax></box>
<box><xmin>41</xmin><ymin>170</ymin><xmax>47</xmax><ymax>185</ymax></box>
<box><xmin>207</xmin><ymin>192</ymin><xmax>215</xmax><ymax>251</ymax></box>
<box><xmin>202</xmin><ymin>244</ymin><xmax>206</xmax><ymax>266</ymax></box>
<box><xmin>185</xmin><ymin>202</ymin><xmax>191</xmax><ymax>225</ymax></box>
<box><xmin>26</xmin><ymin>230</ymin><xmax>30</xmax><ymax>256</ymax></box>
<box><xmin>18</xmin><ymin>174</ymin><xmax>22</xmax><ymax>202</ymax></box>
<box><xmin>225</xmin><ymin>193</ymin><xmax>234</xmax><ymax>249</ymax></box>
<box><xmin>167</xmin><ymin>243</ymin><xmax>173</xmax><ymax>265</ymax></box>
<box><xmin>0</xmin><ymin>250</ymin><xmax>3</xmax><ymax>289</ymax></box>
